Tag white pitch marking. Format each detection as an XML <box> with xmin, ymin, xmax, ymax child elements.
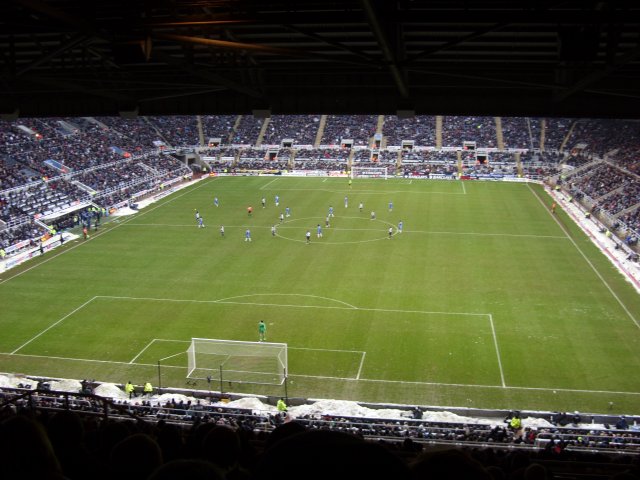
<box><xmin>10</xmin><ymin>297</ymin><xmax>97</xmax><ymax>354</ymax></box>
<box><xmin>5</xmin><ymin>351</ymin><xmax>639</xmax><ymax>397</ymax></box>
<box><xmin>407</xmin><ymin>229</ymin><xmax>567</xmax><ymax>239</ymax></box>
<box><xmin>356</xmin><ymin>352</ymin><xmax>367</xmax><ymax>380</ymax></box>
<box><xmin>289</xmin><ymin>346</ymin><xmax>366</xmax><ymax>354</ymax></box>
<box><xmin>7</xmin><ymin>352</ymin><xmax>186</xmax><ymax>369</ymax></box>
<box><xmin>488</xmin><ymin>314</ymin><xmax>506</xmax><ymax>387</ymax></box>
<box><xmin>0</xmin><ymin>177</ymin><xmax>215</xmax><ymax>286</ymax></box>
<box><xmin>95</xmin><ymin>294</ymin><xmax>488</xmax><ymax>317</ymax></box>
<box><xmin>260</xmin><ymin>178</ymin><xmax>278</xmax><ymax>190</ymax></box>
<box><xmin>115</xmin><ymin>223</ymin><xmax>566</xmax><ymax>240</ymax></box>
<box><xmin>129</xmin><ymin>338</ymin><xmax>157</xmax><ymax>364</ymax></box>
<box><xmin>158</xmin><ymin>351</ymin><xmax>185</xmax><ymax>362</ymax></box>
<box><xmin>527</xmin><ymin>184</ymin><xmax>640</xmax><ymax>331</ymax></box>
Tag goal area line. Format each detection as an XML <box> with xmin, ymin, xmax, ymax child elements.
<box><xmin>144</xmin><ymin>338</ymin><xmax>367</xmax><ymax>381</ymax></box>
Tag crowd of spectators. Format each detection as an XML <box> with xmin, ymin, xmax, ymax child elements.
<box><xmin>294</xmin><ymin>148</ymin><xmax>350</xmax><ymax>162</ymax></box>
<box><xmin>95</xmin><ymin>116</ymin><xmax>164</xmax><ymax>152</ymax></box>
<box><xmin>501</xmin><ymin>117</ymin><xmax>532</xmax><ymax>149</ymax></box>
<box><xmin>619</xmin><ymin>210</ymin><xmax>640</xmax><ymax>240</ymax></box>
<box><xmin>234</xmin><ymin>147</ymin><xmax>290</xmax><ymax>172</ymax></box>
<box><xmin>150</xmin><ymin>116</ymin><xmax>199</xmax><ymax>147</ymax></box>
<box><xmin>528</xmin><ymin>118</ymin><xmax>544</xmax><ymax>150</ymax></box>
<box><xmin>1</xmin><ymin>385</ymin><xmax>638</xmax><ymax>480</ymax></box>
<box><xmin>0</xmin><ymin>116</ymin><xmax>192</xmax><ymax>248</ymax></box>
<box><xmin>0</xmin><ymin>180</ymin><xmax>84</xmax><ymax>221</ymax></box>
<box><xmin>352</xmin><ymin>149</ymin><xmax>396</xmax><ymax>164</ymax></box>
<box><xmin>321</xmin><ymin>115</ymin><xmax>379</xmax><ymax>146</ymax></box>
<box><xmin>600</xmin><ymin>182</ymin><xmax>640</xmax><ymax>216</ymax></box>
<box><xmin>230</xmin><ymin>116</ymin><xmax>265</xmax><ymax>145</ymax></box>
<box><xmin>562</xmin><ymin>152</ymin><xmax>593</xmax><ymax>168</ymax></box>
<box><xmin>293</xmin><ymin>148</ymin><xmax>349</xmax><ymax>171</ymax></box>
<box><xmin>399</xmin><ymin>150</ymin><xmax>457</xmax><ymax>177</ymax></box>
<box><xmin>201</xmin><ymin>115</ymin><xmax>237</xmax><ymax>145</ymax></box>
<box><xmin>262</xmin><ymin>115</ymin><xmax>320</xmax><ymax>146</ymax></box>
<box><xmin>381</xmin><ymin>115</ymin><xmax>436</xmax><ymax>146</ymax></box>
<box><xmin>570</xmin><ymin>164</ymin><xmax>631</xmax><ymax>200</ymax></box>
<box><xmin>543</xmin><ymin>118</ymin><xmax>573</xmax><ymax>151</ymax></box>
<box><xmin>463</xmin><ymin>163</ymin><xmax>518</xmax><ymax>177</ymax></box>
<box><xmin>442</xmin><ymin>116</ymin><xmax>497</xmax><ymax>148</ymax></box>
<box><xmin>3</xmin><ymin>114</ymin><xmax>640</xmax><ymax>248</ymax></box>
<box><xmin>0</xmin><ymin>221</ymin><xmax>48</xmax><ymax>250</ymax></box>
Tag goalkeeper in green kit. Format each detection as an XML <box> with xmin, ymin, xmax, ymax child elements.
<box><xmin>258</xmin><ymin>320</ymin><xmax>267</xmax><ymax>342</ymax></box>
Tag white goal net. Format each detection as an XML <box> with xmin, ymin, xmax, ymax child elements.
<box><xmin>350</xmin><ymin>166</ymin><xmax>388</xmax><ymax>179</ymax></box>
<box><xmin>187</xmin><ymin>338</ymin><xmax>288</xmax><ymax>385</ymax></box>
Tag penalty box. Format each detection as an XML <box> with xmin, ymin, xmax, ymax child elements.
<box><xmin>17</xmin><ymin>295</ymin><xmax>503</xmax><ymax>385</ymax></box>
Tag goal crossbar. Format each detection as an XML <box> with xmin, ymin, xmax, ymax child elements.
<box><xmin>187</xmin><ymin>338</ymin><xmax>287</xmax><ymax>386</ymax></box>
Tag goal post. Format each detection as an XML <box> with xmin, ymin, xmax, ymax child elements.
<box><xmin>350</xmin><ymin>166</ymin><xmax>388</xmax><ymax>179</ymax></box>
<box><xmin>187</xmin><ymin>338</ymin><xmax>288</xmax><ymax>385</ymax></box>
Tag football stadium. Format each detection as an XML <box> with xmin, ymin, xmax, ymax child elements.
<box><xmin>2</xmin><ymin>2</ymin><xmax>640</xmax><ymax>478</ymax></box>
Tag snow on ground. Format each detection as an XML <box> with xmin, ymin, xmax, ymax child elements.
<box><xmin>48</xmin><ymin>379</ymin><xmax>82</xmax><ymax>392</ymax></box>
<box><xmin>0</xmin><ymin>374</ymin><xmax>36</xmax><ymax>389</ymax></box>
<box><xmin>0</xmin><ymin>373</ymin><xmax>620</xmax><ymax>430</ymax></box>
<box><xmin>93</xmin><ymin>383</ymin><xmax>129</xmax><ymax>400</ymax></box>
<box><xmin>110</xmin><ymin>206</ymin><xmax>138</xmax><ymax>217</ymax></box>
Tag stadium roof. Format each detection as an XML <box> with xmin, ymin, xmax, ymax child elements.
<box><xmin>2</xmin><ymin>0</ymin><xmax>640</xmax><ymax>118</ymax></box>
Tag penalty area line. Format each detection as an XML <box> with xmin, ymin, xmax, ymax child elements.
<box><xmin>356</xmin><ymin>352</ymin><xmax>366</xmax><ymax>380</ymax></box>
<box><xmin>488</xmin><ymin>314</ymin><xmax>506</xmax><ymax>388</ymax></box>
<box><xmin>131</xmin><ymin>338</ymin><xmax>190</xmax><ymax>364</ymax></box>
<box><xmin>129</xmin><ymin>339</ymin><xmax>157</xmax><ymax>364</ymax></box>
<box><xmin>5</xmin><ymin>352</ymin><xmax>187</xmax><ymax>370</ymax></box>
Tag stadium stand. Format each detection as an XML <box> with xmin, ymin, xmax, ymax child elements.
<box><xmin>293</xmin><ymin>148</ymin><xmax>349</xmax><ymax>172</ymax></box>
<box><xmin>382</xmin><ymin>115</ymin><xmax>436</xmax><ymax>147</ymax></box>
<box><xmin>261</xmin><ymin>115</ymin><xmax>320</xmax><ymax>146</ymax></box>
<box><xmin>230</xmin><ymin>116</ymin><xmax>265</xmax><ymax>145</ymax></box>
<box><xmin>0</xmin><ymin>383</ymin><xmax>638</xmax><ymax>479</ymax></box>
<box><xmin>2</xmin><ymin>114</ymin><xmax>640</xmax><ymax>250</ymax></box>
<box><xmin>201</xmin><ymin>114</ymin><xmax>238</xmax><ymax>146</ymax></box>
<box><xmin>321</xmin><ymin>115</ymin><xmax>379</xmax><ymax>146</ymax></box>
<box><xmin>542</xmin><ymin>118</ymin><xmax>573</xmax><ymax>152</ymax></box>
<box><xmin>442</xmin><ymin>116</ymin><xmax>497</xmax><ymax>148</ymax></box>
<box><xmin>149</xmin><ymin>116</ymin><xmax>200</xmax><ymax>147</ymax></box>
<box><xmin>501</xmin><ymin>117</ymin><xmax>532</xmax><ymax>150</ymax></box>
<box><xmin>3</xmin><ymin>114</ymin><xmax>640</xmax><ymax>478</ymax></box>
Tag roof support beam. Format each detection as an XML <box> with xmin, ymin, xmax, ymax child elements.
<box><xmin>554</xmin><ymin>40</ymin><xmax>640</xmax><ymax>103</ymax></box>
<box><xmin>360</xmin><ymin>0</ymin><xmax>409</xmax><ymax>99</ymax></box>
<box><xmin>17</xmin><ymin>34</ymin><xmax>89</xmax><ymax>76</ymax></box>
<box><xmin>150</xmin><ymin>49</ymin><xmax>263</xmax><ymax>99</ymax></box>
<box><xmin>402</xmin><ymin>23</ymin><xmax>508</xmax><ymax>66</ymax></box>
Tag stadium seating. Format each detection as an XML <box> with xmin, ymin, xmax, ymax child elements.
<box><xmin>0</xmin><ymin>384</ymin><xmax>638</xmax><ymax>479</ymax></box>
<box><xmin>2</xmin><ymin>114</ymin><xmax>640</xmax><ymax>478</ymax></box>
<box><xmin>1</xmin><ymin>114</ymin><xmax>639</xmax><ymax>264</ymax></box>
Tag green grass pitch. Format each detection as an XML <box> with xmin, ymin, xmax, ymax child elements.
<box><xmin>1</xmin><ymin>176</ymin><xmax>639</xmax><ymax>414</ymax></box>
